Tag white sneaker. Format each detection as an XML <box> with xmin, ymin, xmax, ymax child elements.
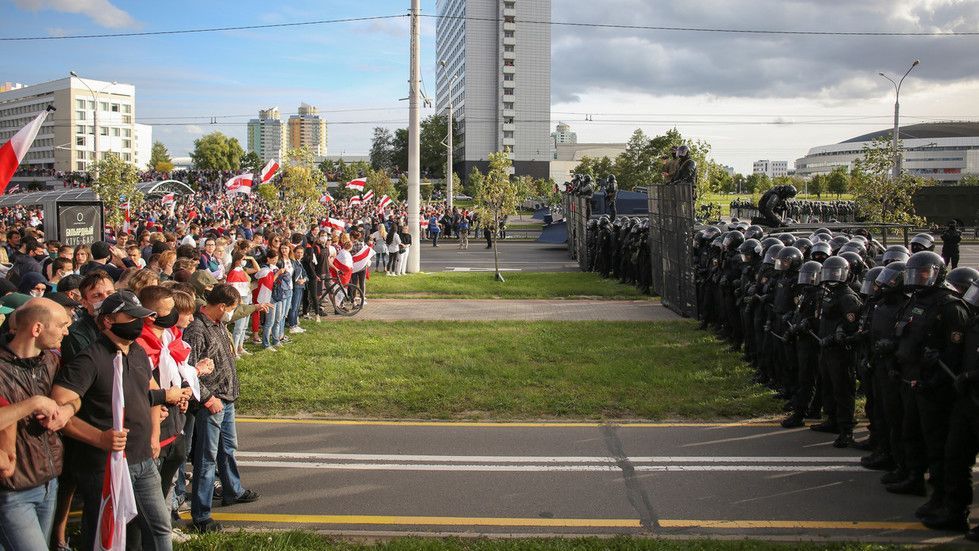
<box><xmin>264</xmin><ymin>346</ymin><xmax>278</xmax><ymax>352</ymax></box>
<box><xmin>289</xmin><ymin>326</ymin><xmax>305</xmax><ymax>334</ymax></box>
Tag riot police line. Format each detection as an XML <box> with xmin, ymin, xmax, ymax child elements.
<box><xmin>694</xmin><ymin>222</ymin><xmax>979</xmax><ymax>537</ymax></box>
<box><xmin>729</xmin><ymin>199</ymin><xmax>859</xmax><ymax>224</ymax></box>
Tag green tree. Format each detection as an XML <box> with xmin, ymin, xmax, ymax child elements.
<box><xmin>394</xmin><ymin>173</ymin><xmax>408</xmax><ymax>202</ymax></box>
<box><xmin>731</xmin><ymin>173</ymin><xmax>746</xmax><ymax>194</ymax></box>
<box><xmin>190</xmin><ymin>132</ymin><xmax>244</xmax><ymax>171</ymax></box>
<box><xmin>255</xmin><ymin>183</ymin><xmax>279</xmax><ymax>207</ymax></box>
<box><xmin>366</xmin><ymin>168</ymin><xmax>396</xmax><ymax>201</ymax></box>
<box><xmin>958</xmin><ymin>174</ymin><xmax>979</xmax><ymax>186</ymax></box>
<box><xmin>473</xmin><ymin>150</ymin><xmax>527</xmax><ymax>281</ymax></box>
<box><xmin>827</xmin><ymin>166</ymin><xmax>850</xmax><ymax>197</ymax></box>
<box><xmin>241</xmin><ymin>151</ymin><xmax>263</xmax><ymax>173</ymax></box>
<box><xmin>808</xmin><ymin>174</ymin><xmax>826</xmax><ymax>198</ymax></box>
<box><xmin>148</xmin><ymin>141</ymin><xmax>173</xmax><ymax>172</ymax></box>
<box><xmin>390</xmin><ymin>115</ymin><xmax>461</xmax><ymax>178</ymax></box>
<box><xmin>465</xmin><ymin>167</ymin><xmax>484</xmax><ymax>198</ymax></box>
<box><xmin>851</xmin><ymin>135</ymin><xmax>932</xmax><ymax>224</ymax></box>
<box><xmin>92</xmin><ymin>153</ymin><xmax>142</xmax><ymax>229</ymax></box>
<box><xmin>279</xmin><ymin>148</ymin><xmax>328</xmax><ymax>223</ymax></box>
<box><xmin>708</xmin><ymin>163</ymin><xmax>733</xmax><ymax>194</ymax></box>
<box><xmin>369</xmin><ymin>127</ymin><xmax>395</xmax><ymax>171</ymax></box>
<box><xmin>614</xmin><ymin>129</ymin><xmax>656</xmax><ymax>190</ymax></box>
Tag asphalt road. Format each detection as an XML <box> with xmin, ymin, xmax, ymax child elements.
<box><xmin>418</xmin><ymin>241</ymin><xmax>579</xmax><ymax>273</ymax></box>
<box><xmin>184</xmin><ymin>419</ymin><xmax>968</xmax><ymax>544</ymax></box>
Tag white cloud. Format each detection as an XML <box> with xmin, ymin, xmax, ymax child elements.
<box><xmin>185</xmin><ymin>125</ymin><xmax>204</xmax><ymax>135</ymax></box>
<box><xmin>13</xmin><ymin>0</ymin><xmax>139</xmax><ymax>29</ymax></box>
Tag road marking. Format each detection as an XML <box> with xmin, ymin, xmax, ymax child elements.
<box><xmin>444</xmin><ymin>267</ymin><xmax>522</xmax><ymax>272</ymax></box>
<box><xmin>237</xmin><ymin>451</ymin><xmax>862</xmax><ymax>464</ymax></box>
<box><xmin>177</xmin><ymin>512</ymin><xmax>641</xmax><ymax>528</ymax></box>
<box><xmin>237</xmin><ymin>417</ymin><xmax>783</xmax><ymax>428</ymax></box>
<box><xmin>171</xmin><ymin>512</ymin><xmax>928</xmax><ymax>532</ymax></box>
<box><xmin>237</xmin><ymin>460</ymin><xmax>868</xmax><ymax>473</ymax></box>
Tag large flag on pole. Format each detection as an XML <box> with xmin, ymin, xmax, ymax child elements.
<box><xmin>225</xmin><ymin>174</ymin><xmax>253</xmax><ymax>195</ymax></box>
<box><xmin>322</xmin><ymin>217</ymin><xmax>345</xmax><ymax>232</ymax></box>
<box><xmin>318</xmin><ymin>191</ymin><xmax>333</xmax><ymax>205</ymax></box>
<box><xmin>259</xmin><ymin>159</ymin><xmax>279</xmax><ymax>183</ymax></box>
<box><xmin>94</xmin><ymin>352</ymin><xmax>137</xmax><ymax>551</ymax></box>
<box><xmin>378</xmin><ymin>195</ymin><xmax>391</xmax><ymax>210</ymax></box>
<box><xmin>349</xmin><ymin>196</ymin><xmax>362</xmax><ymax>207</ymax></box>
<box><xmin>345</xmin><ymin>178</ymin><xmax>365</xmax><ymax>192</ymax></box>
<box><xmin>361</xmin><ymin>189</ymin><xmax>374</xmax><ymax>202</ymax></box>
<box><xmin>0</xmin><ymin>106</ymin><xmax>55</xmax><ymax>195</ymax></box>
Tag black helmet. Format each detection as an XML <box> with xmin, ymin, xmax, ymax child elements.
<box><xmin>793</xmin><ymin>237</ymin><xmax>813</xmax><ymax>257</ymax></box>
<box><xmin>744</xmin><ymin>225</ymin><xmax>764</xmax><ymax>240</ymax></box>
<box><xmin>945</xmin><ymin>267</ymin><xmax>979</xmax><ymax>296</ymax></box>
<box><xmin>722</xmin><ymin>231</ymin><xmax>745</xmax><ymax>251</ymax></box>
<box><xmin>881</xmin><ymin>245</ymin><xmax>910</xmax><ymax>266</ymax></box>
<box><xmin>676</xmin><ymin>144</ymin><xmax>690</xmax><ymax>158</ymax></box>
<box><xmin>797</xmin><ymin>260</ymin><xmax>822</xmax><ymax>286</ymax></box>
<box><xmin>910</xmin><ymin>233</ymin><xmax>935</xmax><ymax>253</ymax></box>
<box><xmin>774</xmin><ymin>246</ymin><xmax>803</xmax><ymax>272</ymax></box>
<box><xmin>820</xmin><ymin>256</ymin><xmax>851</xmax><ymax>284</ymax></box>
<box><xmin>702</xmin><ymin>226</ymin><xmax>721</xmax><ymax>241</ymax></box>
<box><xmin>860</xmin><ymin>266</ymin><xmax>885</xmax><ymax>296</ymax></box>
<box><xmin>808</xmin><ymin>232</ymin><xmax>828</xmax><ymax>244</ymax></box>
<box><xmin>736</xmin><ymin>221</ymin><xmax>749</xmax><ymax>232</ymax></box>
<box><xmin>814</xmin><ymin>227</ymin><xmax>833</xmax><ymax>237</ymax></box>
<box><xmin>762</xmin><ymin>243</ymin><xmax>785</xmax><ymax>265</ymax></box>
<box><xmin>876</xmin><ymin>261</ymin><xmax>906</xmax><ymax>290</ymax></box>
<box><xmin>777</xmin><ymin>233</ymin><xmax>795</xmax><ymax>246</ymax></box>
<box><xmin>829</xmin><ymin>235</ymin><xmax>850</xmax><ymax>254</ymax></box>
<box><xmin>739</xmin><ymin>239</ymin><xmax>763</xmax><ymax>262</ymax></box>
<box><xmin>810</xmin><ymin>241</ymin><xmax>832</xmax><ymax>262</ymax></box>
<box><xmin>710</xmin><ymin>236</ymin><xmax>723</xmax><ymax>249</ymax></box>
<box><xmin>760</xmin><ymin>237</ymin><xmax>782</xmax><ymax>252</ymax></box>
<box><xmin>963</xmin><ymin>280</ymin><xmax>979</xmax><ymax>308</ymax></box>
<box><xmin>904</xmin><ymin>251</ymin><xmax>947</xmax><ymax>289</ymax></box>
<box><xmin>840</xmin><ymin>251</ymin><xmax>867</xmax><ymax>279</ymax></box>
<box><xmin>839</xmin><ymin>240</ymin><xmax>867</xmax><ymax>257</ymax></box>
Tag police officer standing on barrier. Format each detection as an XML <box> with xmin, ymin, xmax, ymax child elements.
<box><xmin>942</xmin><ymin>221</ymin><xmax>962</xmax><ymax>269</ymax></box>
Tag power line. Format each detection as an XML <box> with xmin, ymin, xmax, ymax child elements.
<box><xmin>3</xmin><ymin>12</ymin><xmax>978</xmax><ymax>41</ymax></box>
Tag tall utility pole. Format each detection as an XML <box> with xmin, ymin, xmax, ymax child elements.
<box><xmin>879</xmin><ymin>59</ymin><xmax>919</xmax><ymax>181</ymax></box>
<box><xmin>407</xmin><ymin>0</ymin><xmax>422</xmax><ymax>273</ymax></box>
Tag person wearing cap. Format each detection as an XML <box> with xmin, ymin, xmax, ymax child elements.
<box><xmin>51</xmin><ymin>290</ymin><xmax>185</xmax><ymax>551</ymax></box>
<box><xmin>0</xmin><ymin>298</ymin><xmax>74</xmax><ymax>550</ymax></box>
<box><xmin>56</xmin><ymin>273</ymin><xmax>83</xmax><ymax>304</ymax></box>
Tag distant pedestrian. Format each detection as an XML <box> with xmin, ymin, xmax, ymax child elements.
<box><xmin>458</xmin><ymin>216</ymin><xmax>469</xmax><ymax>249</ymax></box>
<box><xmin>429</xmin><ymin>214</ymin><xmax>441</xmax><ymax>247</ymax></box>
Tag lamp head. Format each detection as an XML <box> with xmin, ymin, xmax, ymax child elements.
<box><xmin>69</xmin><ymin>71</ymin><xmax>78</xmax><ymax>77</ymax></box>
<box><xmin>912</xmin><ymin>59</ymin><xmax>920</xmax><ymax>67</ymax></box>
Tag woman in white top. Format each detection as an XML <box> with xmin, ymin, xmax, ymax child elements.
<box><xmin>370</xmin><ymin>224</ymin><xmax>388</xmax><ymax>274</ymax></box>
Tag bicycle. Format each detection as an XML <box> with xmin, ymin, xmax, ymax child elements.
<box><xmin>318</xmin><ymin>275</ymin><xmax>364</xmax><ymax>316</ymax></box>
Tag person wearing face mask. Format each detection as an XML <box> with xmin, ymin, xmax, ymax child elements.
<box><xmin>60</xmin><ymin>271</ymin><xmax>115</xmax><ymax>365</ymax></box>
<box><xmin>183</xmin><ymin>284</ymin><xmax>260</xmax><ymax>533</ymax></box>
<box><xmin>17</xmin><ymin>270</ymin><xmax>51</xmax><ymax>299</ymax></box>
<box><xmin>51</xmin><ymin>290</ymin><xmax>180</xmax><ymax>551</ymax></box>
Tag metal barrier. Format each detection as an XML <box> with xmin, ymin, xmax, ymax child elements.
<box><xmin>648</xmin><ymin>183</ymin><xmax>697</xmax><ymax>318</ymax></box>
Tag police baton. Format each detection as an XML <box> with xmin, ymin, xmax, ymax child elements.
<box><xmin>768</xmin><ymin>329</ymin><xmax>787</xmax><ymax>343</ymax></box>
<box><xmin>934</xmin><ymin>357</ymin><xmax>979</xmax><ymax>407</ymax></box>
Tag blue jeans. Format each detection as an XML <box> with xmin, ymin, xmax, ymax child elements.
<box><xmin>431</xmin><ymin>232</ymin><xmax>440</xmax><ymax>246</ymax></box>
<box><xmin>0</xmin><ymin>478</ymin><xmax>58</xmax><ymax>550</ymax></box>
<box><xmin>191</xmin><ymin>400</ymin><xmax>244</xmax><ymax>524</ymax></box>
<box><xmin>287</xmin><ymin>286</ymin><xmax>304</xmax><ymax>327</ymax></box>
<box><xmin>232</xmin><ymin>314</ymin><xmax>249</xmax><ymax>351</ymax></box>
<box><xmin>77</xmin><ymin>458</ymin><xmax>171</xmax><ymax>551</ymax></box>
<box><xmin>274</xmin><ymin>298</ymin><xmax>289</xmax><ymax>341</ymax></box>
<box><xmin>261</xmin><ymin>301</ymin><xmax>279</xmax><ymax>347</ymax></box>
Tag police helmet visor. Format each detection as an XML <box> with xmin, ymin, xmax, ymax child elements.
<box><xmin>797</xmin><ymin>269</ymin><xmax>819</xmax><ymax>286</ymax></box>
<box><xmin>860</xmin><ymin>277</ymin><xmax>877</xmax><ymax>296</ymax></box>
<box><xmin>905</xmin><ymin>265</ymin><xmax>940</xmax><ymax>288</ymax></box>
<box><xmin>963</xmin><ymin>282</ymin><xmax>979</xmax><ymax>308</ymax></box>
<box><xmin>820</xmin><ymin>265</ymin><xmax>849</xmax><ymax>283</ymax></box>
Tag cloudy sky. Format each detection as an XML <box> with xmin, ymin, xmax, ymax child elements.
<box><xmin>3</xmin><ymin>0</ymin><xmax>979</xmax><ymax>173</ymax></box>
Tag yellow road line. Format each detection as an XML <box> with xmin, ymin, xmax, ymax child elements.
<box><xmin>657</xmin><ymin>519</ymin><xmax>927</xmax><ymax>531</ymax></box>
<box><xmin>174</xmin><ymin>512</ymin><xmax>927</xmax><ymax>531</ymax></box>
<box><xmin>177</xmin><ymin>512</ymin><xmax>641</xmax><ymax>528</ymax></box>
<box><xmin>236</xmin><ymin>417</ymin><xmax>782</xmax><ymax>428</ymax></box>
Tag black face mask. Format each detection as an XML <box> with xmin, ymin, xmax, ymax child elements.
<box><xmin>154</xmin><ymin>309</ymin><xmax>179</xmax><ymax>329</ymax></box>
<box><xmin>33</xmin><ymin>254</ymin><xmax>48</xmax><ymax>263</ymax></box>
<box><xmin>110</xmin><ymin>318</ymin><xmax>144</xmax><ymax>341</ymax></box>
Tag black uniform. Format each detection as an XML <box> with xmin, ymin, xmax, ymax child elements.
<box><xmin>816</xmin><ymin>283</ymin><xmax>863</xmax><ymax>434</ymax></box>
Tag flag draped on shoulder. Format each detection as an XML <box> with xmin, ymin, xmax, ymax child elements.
<box><xmin>331</xmin><ymin>249</ymin><xmax>354</xmax><ymax>285</ymax></box>
<box><xmin>351</xmin><ymin>245</ymin><xmax>375</xmax><ymax>273</ymax></box>
<box><xmin>345</xmin><ymin>178</ymin><xmax>366</xmax><ymax>192</ymax></box>
<box><xmin>225</xmin><ymin>174</ymin><xmax>253</xmax><ymax>195</ymax></box>
<box><xmin>0</xmin><ymin>106</ymin><xmax>55</xmax><ymax>195</ymax></box>
<box><xmin>94</xmin><ymin>352</ymin><xmax>137</xmax><ymax>551</ymax></box>
<box><xmin>259</xmin><ymin>159</ymin><xmax>279</xmax><ymax>183</ymax></box>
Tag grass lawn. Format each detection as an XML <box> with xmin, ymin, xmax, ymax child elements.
<box><xmin>237</xmin><ymin>320</ymin><xmax>778</xmax><ymax>420</ymax></box>
<box><xmin>367</xmin><ymin>272</ymin><xmax>650</xmax><ymax>300</ymax></box>
<box><xmin>177</xmin><ymin>533</ymin><xmax>907</xmax><ymax>551</ymax></box>
<box><xmin>703</xmin><ymin>193</ymin><xmax>855</xmax><ymax>217</ymax></box>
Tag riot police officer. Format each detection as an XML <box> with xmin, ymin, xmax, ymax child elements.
<box><xmin>773</xmin><ymin>246</ymin><xmax>804</xmax><ymax>402</ymax></box>
<box><xmin>782</xmin><ymin>260</ymin><xmax>824</xmax><ymax>428</ymax></box>
<box><xmin>941</xmin><ymin>221</ymin><xmax>962</xmax><ymax>269</ymax></box>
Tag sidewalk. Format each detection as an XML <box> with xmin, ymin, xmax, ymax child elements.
<box><xmin>347</xmin><ymin>299</ymin><xmax>678</xmax><ymax>322</ymax></box>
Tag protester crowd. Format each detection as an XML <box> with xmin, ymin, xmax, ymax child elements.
<box><xmin>694</xmin><ymin>220</ymin><xmax>979</xmax><ymax>539</ymax></box>
<box><xmin>0</xmin><ymin>175</ymin><xmax>486</xmax><ymax>549</ymax></box>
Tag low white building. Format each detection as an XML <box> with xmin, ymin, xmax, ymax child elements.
<box><xmin>795</xmin><ymin>122</ymin><xmax>979</xmax><ymax>184</ymax></box>
<box><xmin>752</xmin><ymin>159</ymin><xmax>788</xmax><ymax>178</ymax></box>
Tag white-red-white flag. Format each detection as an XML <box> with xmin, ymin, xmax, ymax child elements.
<box><xmin>361</xmin><ymin>189</ymin><xmax>374</xmax><ymax>202</ymax></box>
<box><xmin>160</xmin><ymin>193</ymin><xmax>176</xmax><ymax>207</ymax></box>
<box><xmin>351</xmin><ymin>245</ymin><xmax>375</xmax><ymax>273</ymax></box>
<box><xmin>93</xmin><ymin>352</ymin><xmax>137</xmax><ymax>551</ymax></box>
<box><xmin>322</xmin><ymin>217</ymin><xmax>345</xmax><ymax>232</ymax></box>
<box><xmin>0</xmin><ymin>106</ymin><xmax>55</xmax><ymax>195</ymax></box>
<box><xmin>378</xmin><ymin>195</ymin><xmax>391</xmax><ymax>210</ymax></box>
<box><xmin>254</xmin><ymin>266</ymin><xmax>275</xmax><ymax>304</ymax></box>
<box><xmin>349</xmin><ymin>196</ymin><xmax>362</xmax><ymax>207</ymax></box>
<box><xmin>225</xmin><ymin>174</ymin><xmax>253</xmax><ymax>195</ymax></box>
<box><xmin>318</xmin><ymin>191</ymin><xmax>333</xmax><ymax>205</ymax></box>
<box><xmin>331</xmin><ymin>249</ymin><xmax>354</xmax><ymax>285</ymax></box>
<box><xmin>345</xmin><ymin>178</ymin><xmax>366</xmax><ymax>192</ymax></box>
<box><xmin>259</xmin><ymin>159</ymin><xmax>279</xmax><ymax>183</ymax></box>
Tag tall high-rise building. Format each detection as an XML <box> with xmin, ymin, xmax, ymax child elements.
<box><xmin>436</xmin><ymin>0</ymin><xmax>551</xmax><ymax>178</ymax></box>
<box><xmin>0</xmin><ymin>76</ymin><xmax>140</xmax><ymax>172</ymax></box>
<box><xmin>247</xmin><ymin>107</ymin><xmax>286</xmax><ymax>164</ymax></box>
<box><xmin>288</xmin><ymin>103</ymin><xmax>327</xmax><ymax>156</ymax></box>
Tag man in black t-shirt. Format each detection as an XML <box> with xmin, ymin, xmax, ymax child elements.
<box><xmin>52</xmin><ymin>290</ymin><xmax>182</xmax><ymax>551</ymax></box>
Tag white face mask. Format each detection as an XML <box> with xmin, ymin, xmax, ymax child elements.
<box><xmin>30</xmin><ymin>290</ymin><xmax>44</xmax><ymax>298</ymax></box>
<box><xmin>221</xmin><ymin>309</ymin><xmax>234</xmax><ymax>323</ymax></box>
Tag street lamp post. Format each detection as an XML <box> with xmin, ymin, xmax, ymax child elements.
<box><xmin>439</xmin><ymin>60</ymin><xmax>458</xmax><ymax>210</ymax></box>
<box><xmin>69</xmin><ymin>72</ymin><xmax>116</xmax><ymax>179</ymax></box>
<box><xmin>879</xmin><ymin>60</ymin><xmax>919</xmax><ymax>181</ymax></box>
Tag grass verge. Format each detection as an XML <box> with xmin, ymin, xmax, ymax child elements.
<box><xmin>367</xmin><ymin>272</ymin><xmax>651</xmax><ymax>300</ymax></box>
<box><xmin>177</xmin><ymin>533</ymin><xmax>907</xmax><ymax>551</ymax></box>
<box><xmin>237</xmin><ymin>320</ymin><xmax>777</xmax><ymax>420</ymax></box>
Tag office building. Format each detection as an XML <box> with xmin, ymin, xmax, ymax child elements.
<box><xmin>752</xmin><ymin>160</ymin><xmax>789</xmax><ymax>179</ymax></box>
<box><xmin>288</xmin><ymin>103</ymin><xmax>327</xmax><ymax>157</ymax></box>
<box><xmin>436</xmin><ymin>0</ymin><xmax>552</xmax><ymax>178</ymax></box>
<box><xmin>551</xmin><ymin>122</ymin><xmax>577</xmax><ymax>152</ymax></box>
<box><xmin>248</xmin><ymin>107</ymin><xmax>287</xmax><ymax>164</ymax></box>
